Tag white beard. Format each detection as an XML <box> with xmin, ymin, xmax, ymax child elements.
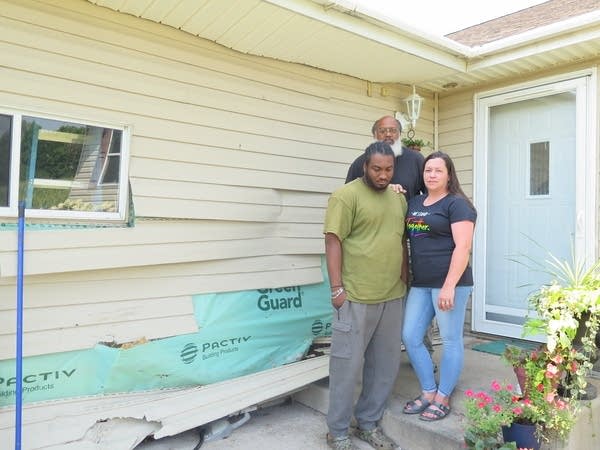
<box><xmin>391</xmin><ymin>141</ymin><xmax>403</xmax><ymax>157</ymax></box>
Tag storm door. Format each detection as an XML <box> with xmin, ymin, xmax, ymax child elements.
<box><xmin>473</xmin><ymin>73</ymin><xmax>596</xmax><ymax>338</ymax></box>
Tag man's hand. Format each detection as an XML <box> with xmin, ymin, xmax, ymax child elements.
<box><xmin>389</xmin><ymin>184</ymin><xmax>406</xmax><ymax>194</ymax></box>
<box><xmin>331</xmin><ymin>287</ymin><xmax>347</xmax><ymax>309</ymax></box>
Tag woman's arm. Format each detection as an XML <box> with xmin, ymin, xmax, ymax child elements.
<box><xmin>438</xmin><ymin>220</ymin><xmax>475</xmax><ymax>311</ymax></box>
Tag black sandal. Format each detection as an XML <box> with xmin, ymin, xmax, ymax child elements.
<box><xmin>403</xmin><ymin>395</ymin><xmax>431</xmax><ymax>414</ymax></box>
<box><xmin>419</xmin><ymin>401</ymin><xmax>450</xmax><ymax>421</ymax></box>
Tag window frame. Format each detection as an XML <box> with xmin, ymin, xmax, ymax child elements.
<box><xmin>527</xmin><ymin>140</ymin><xmax>551</xmax><ymax>198</ymax></box>
<box><xmin>0</xmin><ymin>108</ymin><xmax>130</xmax><ymax>222</ymax></box>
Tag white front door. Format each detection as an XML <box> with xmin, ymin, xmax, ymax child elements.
<box><xmin>473</xmin><ymin>73</ymin><xmax>597</xmax><ymax>338</ymax></box>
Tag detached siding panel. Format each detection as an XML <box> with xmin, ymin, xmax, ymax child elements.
<box><xmin>0</xmin><ymin>0</ymin><xmax>406</xmax><ymax>356</ymax></box>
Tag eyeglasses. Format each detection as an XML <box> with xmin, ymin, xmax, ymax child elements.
<box><xmin>377</xmin><ymin>127</ymin><xmax>399</xmax><ymax>134</ymax></box>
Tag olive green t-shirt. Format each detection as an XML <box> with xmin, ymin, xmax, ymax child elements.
<box><xmin>324</xmin><ymin>179</ymin><xmax>407</xmax><ymax>303</ymax></box>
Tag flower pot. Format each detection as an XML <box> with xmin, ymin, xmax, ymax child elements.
<box><xmin>502</xmin><ymin>422</ymin><xmax>541</xmax><ymax>450</ymax></box>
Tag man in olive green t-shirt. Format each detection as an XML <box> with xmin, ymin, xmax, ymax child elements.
<box><xmin>324</xmin><ymin>141</ymin><xmax>408</xmax><ymax>450</ymax></box>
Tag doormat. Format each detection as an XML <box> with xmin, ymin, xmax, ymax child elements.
<box><xmin>471</xmin><ymin>339</ymin><xmax>540</xmax><ymax>356</ymax></box>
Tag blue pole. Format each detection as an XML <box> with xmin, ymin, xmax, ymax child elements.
<box><xmin>15</xmin><ymin>200</ymin><xmax>25</xmax><ymax>450</ymax></box>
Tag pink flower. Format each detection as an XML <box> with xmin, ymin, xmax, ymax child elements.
<box><xmin>506</xmin><ymin>384</ymin><xmax>514</xmax><ymax>391</ymax></box>
<box><xmin>522</xmin><ymin>398</ymin><xmax>532</xmax><ymax>406</ymax></box>
<box><xmin>556</xmin><ymin>399</ymin><xmax>567</xmax><ymax>410</ymax></box>
<box><xmin>493</xmin><ymin>404</ymin><xmax>502</xmax><ymax>412</ymax></box>
<box><xmin>491</xmin><ymin>380</ymin><xmax>501</xmax><ymax>391</ymax></box>
<box><xmin>477</xmin><ymin>402</ymin><xmax>486</xmax><ymax>409</ymax></box>
<box><xmin>546</xmin><ymin>392</ymin><xmax>556</xmax><ymax>403</ymax></box>
<box><xmin>512</xmin><ymin>407</ymin><xmax>523</xmax><ymax>415</ymax></box>
<box><xmin>465</xmin><ymin>389</ymin><xmax>474</xmax><ymax>398</ymax></box>
<box><xmin>551</xmin><ymin>354</ymin><xmax>564</xmax><ymax>364</ymax></box>
<box><xmin>545</xmin><ymin>363</ymin><xmax>559</xmax><ymax>378</ymax></box>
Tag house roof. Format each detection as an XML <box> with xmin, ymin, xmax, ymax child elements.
<box><xmin>447</xmin><ymin>0</ymin><xmax>600</xmax><ymax>46</ymax></box>
<box><xmin>85</xmin><ymin>0</ymin><xmax>600</xmax><ymax>93</ymax></box>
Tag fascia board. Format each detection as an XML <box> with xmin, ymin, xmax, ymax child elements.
<box><xmin>264</xmin><ymin>0</ymin><xmax>468</xmax><ymax>72</ymax></box>
<box><xmin>467</xmin><ymin>26</ymin><xmax>600</xmax><ymax>72</ymax></box>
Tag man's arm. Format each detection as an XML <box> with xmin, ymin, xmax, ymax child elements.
<box><xmin>401</xmin><ymin>233</ymin><xmax>409</xmax><ymax>285</ymax></box>
<box><xmin>415</xmin><ymin>151</ymin><xmax>426</xmax><ymax>194</ymax></box>
<box><xmin>325</xmin><ymin>232</ymin><xmax>347</xmax><ymax>308</ymax></box>
<box><xmin>345</xmin><ymin>154</ymin><xmax>365</xmax><ymax>184</ymax></box>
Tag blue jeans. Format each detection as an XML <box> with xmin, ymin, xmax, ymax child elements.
<box><xmin>402</xmin><ymin>286</ymin><xmax>472</xmax><ymax>398</ymax></box>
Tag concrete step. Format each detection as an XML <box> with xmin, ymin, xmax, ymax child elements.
<box><xmin>295</xmin><ymin>336</ymin><xmax>600</xmax><ymax>450</ymax></box>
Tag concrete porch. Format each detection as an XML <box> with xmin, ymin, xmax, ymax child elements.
<box><xmin>294</xmin><ymin>336</ymin><xmax>600</xmax><ymax>450</ymax></box>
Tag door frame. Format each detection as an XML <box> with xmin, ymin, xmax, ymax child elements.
<box><xmin>472</xmin><ymin>68</ymin><xmax>598</xmax><ymax>337</ymax></box>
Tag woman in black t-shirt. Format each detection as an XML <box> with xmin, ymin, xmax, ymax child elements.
<box><xmin>401</xmin><ymin>151</ymin><xmax>477</xmax><ymax>422</ymax></box>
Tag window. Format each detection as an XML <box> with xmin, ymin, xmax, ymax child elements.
<box><xmin>0</xmin><ymin>111</ymin><xmax>129</xmax><ymax>221</ymax></box>
<box><xmin>0</xmin><ymin>114</ymin><xmax>12</xmax><ymax>207</ymax></box>
<box><xmin>529</xmin><ymin>141</ymin><xmax>549</xmax><ymax>196</ymax></box>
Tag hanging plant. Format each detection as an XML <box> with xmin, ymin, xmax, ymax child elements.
<box><xmin>401</xmin><ymin>137</ymin><xmax>432</xmax><ymax>151</ymax></box>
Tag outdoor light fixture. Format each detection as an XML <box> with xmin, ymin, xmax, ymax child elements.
<box><xmin>402</xmin><ymin>85</ymin><xmax>423</xmax><ymax>138</ymax></box>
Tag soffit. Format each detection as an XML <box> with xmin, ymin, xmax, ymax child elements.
<box><xmin>85</xmin><ymin>0</ymin><xmax>600</xmax><ymax>93</ymax></box>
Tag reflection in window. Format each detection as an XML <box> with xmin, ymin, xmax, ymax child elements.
<box><xmin>0</xmin><ymin>115</ymin><xmax>11</xmax><ymax>207</ymax></box>
<box><xmin>530</xmin><ymin>141</ymin><xmax>549</xmax><ymax>196</ymax></box>
<box><xmin>19</xmin><ymin>116</ymin><xmax>123</xmax><ymax>212</ymax></box>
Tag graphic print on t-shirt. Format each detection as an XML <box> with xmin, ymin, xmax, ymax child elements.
<box><xmin>406</xmin><ymin>212</ymin><xmax>430</xmax><ymax>238</ymax></box>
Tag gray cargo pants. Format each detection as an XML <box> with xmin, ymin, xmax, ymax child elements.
<box><xmin>326</xmin><ymin>297</ymin><xmax>404</xmax><ymax>438</ymax></box>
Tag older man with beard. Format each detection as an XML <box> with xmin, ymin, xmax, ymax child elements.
<box><xmin>345</xmin><ymin>115</ymin><xmax>425</xmax><ymax>199</ymax></box>
<box><xmin>324</xmin><ymin>141</ymin><xmax>408</xmax><ymax>450</ymax></box>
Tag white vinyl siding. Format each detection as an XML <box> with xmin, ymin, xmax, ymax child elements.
<box><xmin>0</xmin><ymin>0</ymin><xmax>417</xmax><ymax>358</ymax></box>
<box><xmin>437</xmin><ymin>90</ymin><xmax>474</xmax><ymax>197</ymax></box>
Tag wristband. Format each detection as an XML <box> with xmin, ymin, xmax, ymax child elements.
<box><xmin>331</xmin><ymin>287</ymin><xmax>345</xmax><ymax>299</ymax></box>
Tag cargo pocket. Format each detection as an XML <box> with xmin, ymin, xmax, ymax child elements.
<box><xmin>330</xmin><ymin>304</ymin><xmax>352</xmax><ymax>359</ymax></box>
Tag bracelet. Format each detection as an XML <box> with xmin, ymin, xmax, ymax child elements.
<box><xmin>331</xmin><ymin>287</ymin><xmax>345</xmax><ymax>299</ymax></box>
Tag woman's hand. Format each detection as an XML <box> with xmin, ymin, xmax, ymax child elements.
<box><xmin>389</xmin><ymin>184</ymin><xmax>406</xmax><ymax>194</ymax></box>
<box><xmin>438</xmin><ymin>286</ymin><xmax>455</xmax><ymax>311</ymax></box>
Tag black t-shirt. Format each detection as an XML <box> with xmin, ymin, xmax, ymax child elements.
<box><xmin>345</xmin><ymin>147</ymin><xmax>425</xmax><ymax>200</ymax></box>
<box><xmin>406</xmin><ymin>194</ymin><xmax>477</xmax><ymax>287</ymax></box>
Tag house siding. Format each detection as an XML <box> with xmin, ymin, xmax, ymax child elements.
<box><xmin>0</xmin><ymin>0</ymin><xmax>433</xmax><ymax>358</ymax></box>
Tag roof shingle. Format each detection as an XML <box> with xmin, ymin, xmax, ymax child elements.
<box><xmin>446</xmin><ymin>0</ymin><xmax>600</xmax><ymax>47</ymax></box>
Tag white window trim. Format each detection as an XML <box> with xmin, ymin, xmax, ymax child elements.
<box><xmin>0</xmin><ymin>108</ymin><xmax>131</xmax><ymax>222</ymax></box>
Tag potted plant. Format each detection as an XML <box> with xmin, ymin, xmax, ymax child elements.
<box><xmin>488</xmin><ymin>252</ymin><xmax>600</xmax><ymax>447</ymax></box>
<box><xmin>400</xmin><ymin>136</ymin><xmax>432</xmax><ymax>152</ymax></box>
<box><xmin>463</xmin><ymin>381</ymin><xmax>518</xmax><ymax>449</ymax></box>
<box><xmin>523</xmin><ymin>255</ymin><xmax>600</xmax><ymax>401</ymax></box>
<box><xmin>501</xmin><ymin>345</ymin><xmax>577</xmax><ymax>446</ymax></box>
<box><xmin>464</xmin><ymin>375</ymin><xmax>575</xmax><ymax>449</ymax></box>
